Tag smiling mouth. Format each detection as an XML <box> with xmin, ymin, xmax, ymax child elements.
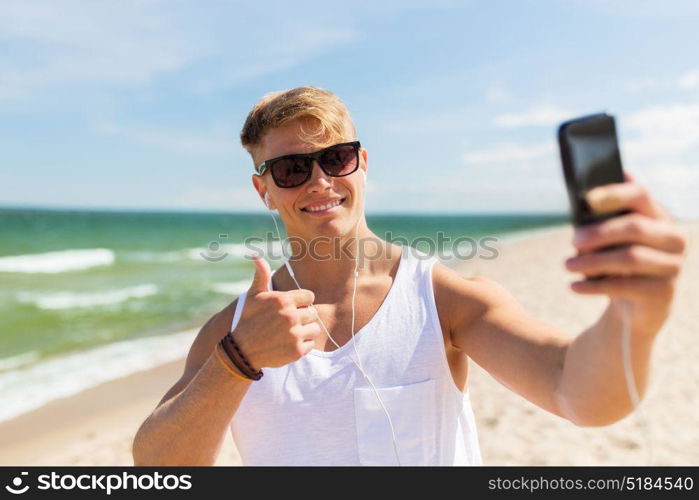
<box><xmin>301</xmin><ymin>197</ymin><xmax>347</xmax><ymax>213</ymax></box>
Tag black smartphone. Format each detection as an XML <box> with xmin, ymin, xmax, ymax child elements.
<box><xmin>558</xmin><ymin>112</ymin><xmax>631</xmax><ymax>227</ymax></box>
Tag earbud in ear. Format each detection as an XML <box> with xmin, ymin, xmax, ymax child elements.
<box><xmin>264</xmin><ymin>193</ymin><xmax>271</xmax><ymax>209</ymax></box>
<box><xmin>360</xmin><ymin>169</ymin><xmax>367</xmax><ymax>186</ymax></box>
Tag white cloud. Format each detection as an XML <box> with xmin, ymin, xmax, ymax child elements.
<box><xmin>452</xmin><ymin>102</ymin><xmax>699</xmax><ymax>219</ymax></box>
<box><xmin>493</xmin><ymin>105</ymin><xmax>573</xmax><ymax>128</ymax></box>
<box><xmin>623</xmin><ymin>77</ymin><xmax>666</xmax><ymax>93</ymax></box>
<box><xmin>0</xmin><ymin>0</ymin><xmax>206</xmax><ymax>98</ymax></box>
<box><xmin>617</xmin><ymin>103</ymin><xmax>699</xmax><ymax>219</ymax></box>
<box><xmin>96</xmin><ymin>122</ymin><xmax>237</xmax><ymax>157</ymax></box>
<box><xmin>577</xmin><ymin>0</ymin><xmax>699</xmax><ymax>18</ymax></box>
<box><xmin>622</xmin><ymin>103</ymin><xmax>699</xmax><ymax>159</ymax></box>
<box><xmin>368</xmin><ymin>172</ymin><xmax>568</xmax><ymax>213</ymax></box>
<box><xmin>678</xmin><ymin>70</ymin><xmax>699</xmax><ymax>89</ymax></box>
<box><xmin>375</xmin><ymin>109</ymin><xmax>473</xmax><ymax>136</ymax></box>
<box><xmin>177</xmin><ymin>185</ymin><xmax>261</xmax><ymax>211</ymax></box>
<box><xmin>0</xmin><ymin>1</ymin><xmax>361</xmax><ymax>103</ymax></box>
<box><xmin>624</xmin><ymin>68</ymin><xmax>699</xmax><ymax>93</ymax></box>
<box><xmin>484</xmin><ymin>84</ymin><xmax>511</xmax><ymax>103</ymax></box>
<box><xmin>191</xmin><ymin>26</ymin><xmax>359</xmax><ymax>93</ymax></box>
<box><xmin>461</xmin><ymin>143</ymin><xmax>555</xmax><ymax>165</ymax></box>
<box><xmin>0</xmin><ymin>83</ymin><xmax>29</xmax><ymax>103</ymax></box>
<box><xmin>629</xmin><ymin>163</ymin><xmax>699</xmax><ymax>220</ymax></box>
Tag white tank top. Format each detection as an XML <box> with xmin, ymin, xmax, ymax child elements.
<box><xmin>229</xmin><ymin>245</ymin><xmax>482</xmax><ymax>466</ymax></box>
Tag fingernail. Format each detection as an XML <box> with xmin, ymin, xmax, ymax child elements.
<box><xmin>585</xmin><ymin>187</ymin><xmax>607</xmax><ymax>210</ymax></box>
<box><xmin>573</xmin><ymin>230</ymin><xmax>589</xmax><ymax>245</ymax></box>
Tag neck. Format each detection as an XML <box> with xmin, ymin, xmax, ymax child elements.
<box><xmin>274</xmin><ymin>221</ymin><xmax>396</xmax><ymax>294</ymax></box>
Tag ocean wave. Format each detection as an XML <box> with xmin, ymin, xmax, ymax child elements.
<box><xmin>0</xmin><ymin>351</ymin><xmax>40</xmax><ymax>373</ymax></box>
<box><xmin>16</xmin><ymin>284</ymin><xmax>158</xmax><ymax>310</ymax></box>
<box><xmin>186</xmin><ymin>241</ymin><xmax>286</xmax><ymax>262</ymax></box>
<box><xmin>0</xmin><ymin>329</ymin><xmax>197</xmax><ymax>423</ymax></box>
<box><xmin>118</xmin><ymin>241</ymin><xmax>288</xmax><ymax>264</ymax></box>
<box><xmin>209</xmin><ymin>280</ymin><xmax>251</xmax><ymax>296</ymax></box>
<box><xmin>0</xmin><ymin>248</ymin><xmax>115</xmax><ymax>273</ymax></box>
<box><xmin>120</xmin><ymin>251</ymin><xmax>185</xmax><ymax>263</ymax></box>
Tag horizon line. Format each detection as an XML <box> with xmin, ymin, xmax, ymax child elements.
<box><xmin>0</xmin><ymin>204</ymin><xmax>571</xmax><ymax>218</ymax></box>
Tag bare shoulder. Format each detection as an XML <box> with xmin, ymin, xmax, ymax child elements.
<box><xmin>431</xmin><ymin>262</ymin><xmax>521</xmax><ymax>346</ymax></box>
<box><xmin>431</xmin><ymin>262</ymin><xmax>571</xmax><ymax>417</ymax></box>
<box><xmin>156</xmin><ymin>297</ymin><xmax>240</xmax><ymax>407</ymax></box>
<box><xmin>433</xmin><ymin>261</ymin><xmax>523</xmax><ymax>307</ymax></box>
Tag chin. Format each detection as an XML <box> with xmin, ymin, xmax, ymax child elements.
<box><xmin>307</xmin><ymin>214</ymin><xmax>358</xmax><ymax>238</ymax></box>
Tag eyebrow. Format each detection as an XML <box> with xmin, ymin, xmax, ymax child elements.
<box><xmin>256</xmin><ymin>145</ymin><xmax>325</xmax><ymax>173</ymax></box>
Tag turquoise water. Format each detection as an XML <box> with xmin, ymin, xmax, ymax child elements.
<box><xmin>0</xmin><ymin>207</ymin><xmax>566</xmax><ymax>420</ymax></box>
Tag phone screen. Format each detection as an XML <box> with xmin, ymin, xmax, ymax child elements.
<box><xmin>567</xmin><ymin>117</ymin><xmax>624</xmax><ymax>191</ymax></box>
<box><xmin>558</xmin><ymin>113</ymin><xmax>627</xmax><ymax>226</ymax></box>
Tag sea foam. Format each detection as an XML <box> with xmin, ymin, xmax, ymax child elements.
<box><xmin>208</xmin><ymin>280</ymin><xmax>251</xmax><ymax>296</ymax></box>
<box><xmin>0</xmin><ymin>248</ymin><xmax>115</xmax><ymax>273</ymax></box>
<box><xmin>16</xmin><ymin>284</ymin><xmax>158</xmax><ymax>310</ymax></box>
<box><xmin>0</xmin><ymin>329</ymin><xmax>197</xmax><ymax>423</ymax></box>
<box><xmin>186</xmin><ymin>241</ymin><xmax>286</xmax><ymax>262</ymax></box>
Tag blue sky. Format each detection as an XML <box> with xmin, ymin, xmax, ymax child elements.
<box><xmin>1</xmin><ymin>0</ymin><xmax>698</xmax><ymax>218</ymax></box>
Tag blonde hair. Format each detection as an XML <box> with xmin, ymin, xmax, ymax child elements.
<box><xmin>240</xmin><ymin>86</ymin><xmax>357</xmax><ymax>163</ymax></box>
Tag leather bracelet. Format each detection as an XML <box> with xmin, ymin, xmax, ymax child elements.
<box><xmin>219</xmin><ymin>332</ymin><xmax>264</xmax><ymax>381</ymax></box>
<box><xmin>226</xmin><ymin>331</ymin><xmax>263</xmax><ymax>379</ymax></box>
<box><xmin>219</xmin><ymin>336</ymin><xmax>257</xmax><ymax>380</ymax></box>
<box><xmin>226</xmin><ymin>331</ymin><xmax>263</xmax><ymax>380</ymax></box>
<box><xmin>214</xmin><ymin>343</ymin><xmax>252</xmax><ymax>382</ymax></box>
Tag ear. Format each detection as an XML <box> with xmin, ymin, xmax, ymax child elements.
<box><xmin>263</xmin><ymin>192</ymin><xmax>275</xmax><ymax>210</ymax></box>
<box><xmin>252</xmin><ymin>175</ymin><xmax>274</xmax><ymax>210</ymax></box>
<box><xmin>359</xmin><ymin>147</ymin><xmax>368</xmax><ymax>185</ymax></box>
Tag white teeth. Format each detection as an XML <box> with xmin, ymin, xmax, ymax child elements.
<box><xmin>306</xmin><ymin>199</ymin><xmax>341</xmax><ymax>212</ymax></box>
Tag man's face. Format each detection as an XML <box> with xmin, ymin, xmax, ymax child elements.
<box><xmin>252</xmin><ymin>119</ymin><xmax>368</xmax><ymax>239</ymax></box>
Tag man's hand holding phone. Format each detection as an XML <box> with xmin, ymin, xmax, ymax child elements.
<box><xmin>564</xmin><ymin>170</ymin><xmax>688</xmax><ymax>335</ymax></box>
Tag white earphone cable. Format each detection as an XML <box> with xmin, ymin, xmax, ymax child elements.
<box><xmin>264</xmin><ymin>171</ymin><xmax>402</xmax><ymax>465</ymax></box>
<box><xmin>619</xmin><ymin>298</ymin><xmax>654</xmax><ymax>464</ymax></box>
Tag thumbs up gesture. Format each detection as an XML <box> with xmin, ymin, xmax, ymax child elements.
<box><xmin>231</xmin><ymin>254</ymin><xmax>321</xmax><ymax>369</ymax></box>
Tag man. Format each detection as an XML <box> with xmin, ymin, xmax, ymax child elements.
<box><xmin>132</xmin><ymin>86</ymin><xmax>687</xmax><ymax>466</ymax></box>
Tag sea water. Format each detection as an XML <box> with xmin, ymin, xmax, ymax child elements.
<box><xmin>0</xmin><ymin>207</ymin><xmax>566</xmax><ymax>421</ymax></box>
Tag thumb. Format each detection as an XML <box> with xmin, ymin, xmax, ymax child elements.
<box><xmin>249</xmin><ymin>253</ymin><xmax>272</xmax><ymax>294</ymax></box>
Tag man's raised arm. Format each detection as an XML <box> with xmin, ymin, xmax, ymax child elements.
<box><xmin>432</xmin><ymin>173</ymin><xmax>686</xmax><ymax>427</ymax></box>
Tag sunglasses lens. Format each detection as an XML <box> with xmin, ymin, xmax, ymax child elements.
<box><xmin>266</xmin><ymin>143</ymin><xmax>359</xmax><ymax>187</ymax></box>
<box><xmin>272</xmin><ymin>158</ymin><xmax>310</xmax><ymax>187</ymax></box>
<box><xmin>319</xmin><ymin>144</ymin><xmax>358</xmax><ymax>176</ymax></box>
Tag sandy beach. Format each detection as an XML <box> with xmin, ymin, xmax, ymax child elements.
<box><xmin>1</xmin><ymin>222</ymin><xmax>696</xmax><ymax>466</ymax></box>
<box><xmin>460</xmin><ymin>221</ymin><xmax>698</xmax><ymax>465</ymax></box>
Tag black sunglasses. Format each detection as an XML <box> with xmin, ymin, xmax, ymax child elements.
<box><xmin>255</xmin><ymin>141</ymin><xmax>361</xmax><ymax>188</ymax></box>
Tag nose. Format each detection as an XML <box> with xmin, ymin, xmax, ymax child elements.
<box><xmin>305</xmin><ymin>159</ymin><xmax>333</xmax><ymax>192</ymax></box>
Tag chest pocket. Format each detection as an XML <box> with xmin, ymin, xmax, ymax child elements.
<box><xmin>354</xmin><ymin>378</ymin><xmax>438</xmax><ymax>466</ymax></box>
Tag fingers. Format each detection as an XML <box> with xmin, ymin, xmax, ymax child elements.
<box><xmin>298</xmin><ymin>321</ymin><xmax>322</xmax><ymax>340</ymax></box>
<box><xmin>293</xmin><ymin>323</ymin><xmax>322</xmax><ymax>358</ymax></box>
<box><xmin>249</xmin><ymin>254</ymin><xmax>272</xmax><ymax>294</ymax></box>
<box><xmin>296</xmin><ymin>306</ymin><xmax>319</xmax><ymax>326</ymax></box>
<box><xmin>565</xmin><ymin>244</ymin><xmax>684</xmax><ymax>279</ymax></box>
<box><xmin>285</xmin><ymin>288</ymin><xmax>315</xmax><ymax>307</ymax></box>
<box><xmin>585</xmin><ymin>180</ymin><xmax>673</xmax><ymax>221</ymax></box>
<box><xmin>570</xmin><ymin>275</ymin><xmax>676</xmax><ymax>303</ymax></box>
<box><xmin>573</xmin><ymin>213</ymin><xmax>687</xmax><ymax>255</ymax></box>
<box><xmin>297</xmin><ymin>340</ymin><xmax>316</xmax><ymax>357</ymax></box>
